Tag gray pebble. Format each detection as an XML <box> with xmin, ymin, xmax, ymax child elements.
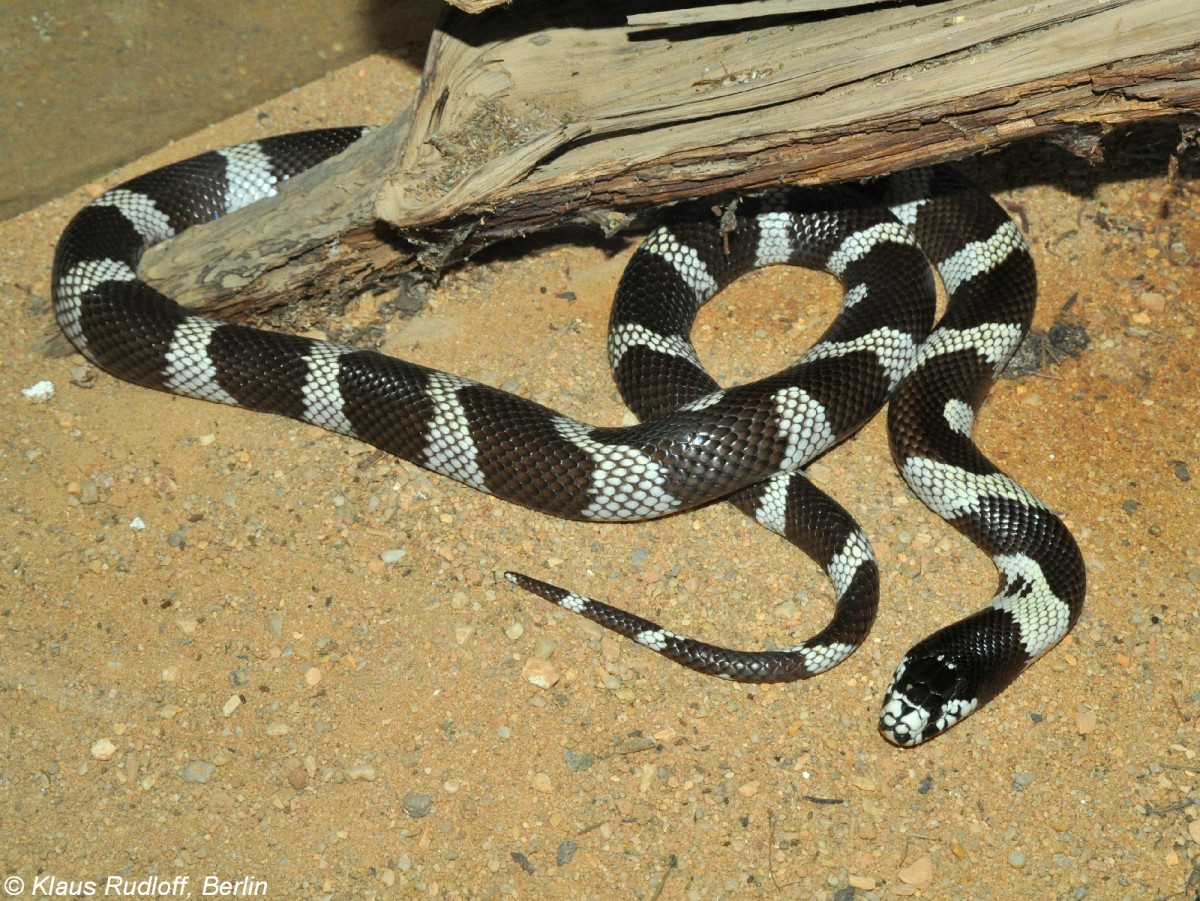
<box><xmin>556</xmin><ymin>840</ymin><xmax>578</xmax><ymax>866</ymax></box>
<box><xmin>1012</xmin><ymin>772</ymin><xmax>1035</xmax><ymax>791</ymax></box>
<box><xmin>178</xmin><ymin>760</ymin><xmax>215</xmax><ymax>784</ymax></box>
<box><xmin>630</xmin><ymin>547</ymin><xmax>650</xmax><ymax>566</ymax></box>
<box><xmin>1008</xmin><ymin>850</ymin><xmax>1027</xmax><ymax>868</ymax></box>
<box><xmin>564</xmin><ymin>749</ymin><xmax>596</xmax><ymax>773</ymax></box>
<box><xmin>265</xmin><ymin>613</ymin><xmax>284</xmax><ymax>638</ymax></box>
<box><xmin>402</xmin><ymin>791</ymin><xmax>432</xmax><ymax>818</ymax></box>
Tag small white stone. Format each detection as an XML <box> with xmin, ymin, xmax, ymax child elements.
<box><xmin>90</xmin><ymin>738</ymin><xmax>117</xmax><ymax>760</ymax></box>
<box><xmin>21</xmin><ymin>380</ymin><xmax>55</xmax><ymax>403</ymax></box>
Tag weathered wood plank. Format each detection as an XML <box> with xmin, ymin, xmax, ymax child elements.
<box><xmin>131</xmin><ymin>0</ymin><xmax>1199</xmax><ymax>322</ymax></box>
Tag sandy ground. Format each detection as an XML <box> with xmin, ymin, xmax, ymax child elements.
<box><xmin>2</xmin><ymin>55</ymin><xmax>1198</xmax><ymax>900</ymax></box>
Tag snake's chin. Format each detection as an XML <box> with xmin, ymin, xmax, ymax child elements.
<box><xmin>879</xmin><ymin>652</ymin><xmax>980</xmax><ymax>746</ymax></box>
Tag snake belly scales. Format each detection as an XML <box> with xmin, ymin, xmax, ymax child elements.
<box><xmin>51</xmin><ymin>127</ymin><xmax>1086</xmax><ymax>746</ymax></box>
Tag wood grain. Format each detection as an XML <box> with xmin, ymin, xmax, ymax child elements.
<box><xmin>124</xmin><ymin>0</ymin><xmax>1200</xmax><ymax>323</ymax></box>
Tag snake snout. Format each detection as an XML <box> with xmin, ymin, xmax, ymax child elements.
<box><xmin>879</xmin><ymin>650</ymin><xmax>981</xmax><ymax>746</ymax></box>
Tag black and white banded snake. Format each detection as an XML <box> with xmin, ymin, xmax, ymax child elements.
<box><xmin>52</xmin><ymin>128</ymin><xmax>1086</xmax><ymax>746</ymax></box>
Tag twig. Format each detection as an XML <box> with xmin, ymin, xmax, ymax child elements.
<box><xmin>647</xmin><ymin>853</ymin><xmax>678</xmax><ymax>901</ymax></box>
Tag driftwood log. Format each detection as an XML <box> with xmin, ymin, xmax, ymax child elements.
<box><xmin>114</xmin><ymin>0</ymin><xmax>1200</xmax><ymax>330</ymax></box>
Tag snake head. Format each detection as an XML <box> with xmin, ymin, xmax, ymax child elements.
<box><xmin>878</xmin><ymin>650</ymin><xmax>981</xmax><ymax>747</ymax></box>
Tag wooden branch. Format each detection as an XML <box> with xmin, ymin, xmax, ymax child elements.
<box><xmin>129</xmin><ymin>0</ymin><xmax>1199</xmax><ymax>329</ymax></box>
<box><xmin>626</xmin><ymin>0</ymin><xmax>896</xmax><ymax>28</ymax></box>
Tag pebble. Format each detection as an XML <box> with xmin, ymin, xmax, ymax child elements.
<box><xmin>1008</xmin><ymin>850</ymin><xmax>1027</xmax><ymax>868</ymax></box>
<box><xmin>221</xmin><ymin>694</ymin><xmax>243</xmax><ymax>717</ymax></box>
<box><xmin>897</xmin><ymin>854</ymin><xmax>933</xmax><ymax>890</ymax></box>
<box><xmin>505</xmin><ymin>622</ymin><xmax>525</xmax><ymax>641</ymax></box>
<box><xmin>179</xmin><ymin>760</ymin><xmax>215</xmax><ymax>784</ymax></box>
<box><xmin>532</xmin><ymin>636</ymin><xmax>558</xmax><ymax>660</ymax></box>
<box><xmin>556</xmin><ymin>840</ymin><xmax>579</xmax><ymax>866</ymax></box>
<box><xmin>68</xmin><ymin>364</ymin><xmax>94</xmax><ymax>387</ymax></box>
<box><xmin>90</xmin><ymin>738</ymin><xmax>117</xmax><ymax>761</ymax></box>
<box><xmin>380</xmin><ymin>548</ymin><xmax>406</xmax><ymax>564</ymax></box>
<box><xmin>848</xmin><ymin>875</ymin><xmax>876</xmax><ymax>890</ymax></box>
<box><xmin>345</xmin><ymin>764</ymin><xmax>376</xmax><ymax>782</ymax></box>
<box><xmin>564</xmin><ymin>749</ymin><xmax>596</xmax><ymax>773</ymax></box>
<box><xmin>522</xmin><ymin>657</ymin><xmax>560</xmax><ymax>689</ymax></box>
<box><xmin>22</xmin><ymin>379</ymin><xmax>55</xmax><ymax>402</ymax></box>
<box><xmin>1076</xmin><ymin>708</ymin><xmax>1098</xmax><ymax>734</ymax></box>
<box><xmin>1139</xmin><ymin>290</ymin><xmax>1166</xmax><ymax>313</ymax></box>
<box><xmin>600</xmin><ymin>636</ymin><xmax>621</xmax><ymax>662</ymax></box>
<box><xmin>531</xmin><ymin>772</ymin><xmax>553</xmax><ymax>793</ymax></box>
<box><xmin>286</xmin><ymin>767</ymin><xmax>308</xmax><ymax>790</ymax></box>
<box><xmin>266</xmin><ymin>721</ymin><xmax>289</xmax><ymax>737</ymax></box>
<box><xmin>402</xmin><ymin>792</ymin><xmax>432</xmax><ymax>818</ymax></box>
<box><xmin>305</xmin><ymin>667</ymin><xmax>322</xmax><ymax>687</ymax></box>
<box><xmin>265</xmin><ymin>613</ymin><xmax>284</xmax><ymax>638</ymax></box>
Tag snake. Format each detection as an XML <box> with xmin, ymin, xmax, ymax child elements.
<box><xmin>51</xmin><ymin>127</ymin><xmax>1086</xmax><ymax>746</ymax></box>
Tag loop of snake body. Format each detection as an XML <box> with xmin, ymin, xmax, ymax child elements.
<box><xmin>52</xmin><ymin>128</ymin><xmax>1085</xmax><ymax>745</ymax></box>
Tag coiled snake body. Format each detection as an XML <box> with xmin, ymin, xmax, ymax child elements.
<box><xmin>52</xmin><ymin>128</ymin><xmax>1085</xmax><ymax>745</ymax></box>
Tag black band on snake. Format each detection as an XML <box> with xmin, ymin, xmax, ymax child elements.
<box><xmin>52</xmin><ymin>128</ymin><xmax>1086</xmax><ymax>746</ymax></box>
